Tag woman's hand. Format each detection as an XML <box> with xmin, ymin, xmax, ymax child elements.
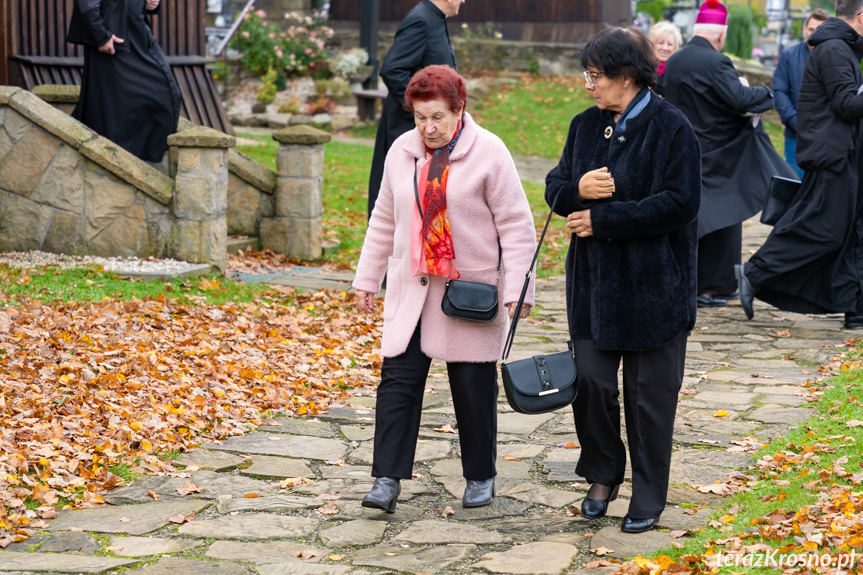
<box><xmin>506</xmin><ymin>302</ymin><xmax>531</xmax><ymax>319</ymax></box>
<box><xmin>578</xmin><ymin>167</ymin><xmax>615</xmax><ymax>200</ymax></box>
<box><xmin>567</xmin><ymin>210</ymin><xmax>593</xmax><ymax>238</ymax></box>
<box><xmin>145</xmin><ymin>0</ymin><xmax>161</xmax><ymax>9</ymax></box>
<box><xmin>98</xmin><ymin>35</ymin><xmax>124</xmax><ymax>55</ymax></box>
<box><xmin>355</xmin><ymin>290</ymin><xmax>376</xmax><ymax>314</ymax></box>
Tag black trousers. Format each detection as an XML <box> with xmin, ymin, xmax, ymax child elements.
<box><xmin>572</xmin><ymin>330</ymin><xmax>687</xmax><ymax>518</ymax></box>
<box><xmin>372</xmin><ymin>323</ymin><xmax>499</xmax><ymax>480</ymax></box>
<box><xmin>698</xmin><ymin>222</ymin><xmax>742</xmax><ymax>294</ymax></box>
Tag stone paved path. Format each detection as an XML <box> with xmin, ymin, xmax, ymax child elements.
<box><xmin>1</xmin><ymin>173</ymin><xmax>853</xmax><ymax>573</ymax></box>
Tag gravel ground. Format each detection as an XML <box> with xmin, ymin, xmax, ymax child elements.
<box><xmin>0</xmin><ymin>250</ymin><xmax>200</xmax><ymax>274</ymax></box>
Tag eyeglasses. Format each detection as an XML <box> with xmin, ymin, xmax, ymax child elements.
<box><xmin>583</xmin><ymin>70</ymin><xmax>604</xmax><ymax>88</ymax></box>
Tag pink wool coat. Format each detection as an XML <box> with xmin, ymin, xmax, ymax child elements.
<box><xmin>353</xmin><ymin>112</ymin><xmax>536</xmax><ymax>362</ymax></box>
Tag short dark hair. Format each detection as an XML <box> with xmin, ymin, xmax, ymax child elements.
<box><xmin>806</xmin><ymin>8</ymin><xmax>831</xmax><ymax>25</ymax></box>
<box><xmin>580</xmin><ymin>27</ymin><xmax>658</xmax><ymax>90</ymax></box>
<box><xmin>835</xmin><ymin>0</ymin><xmax>863</xmax><ymax>19</ymax></box>
<box><xmin>404</xmin><ymin>65</ymin><xmax>468</xmax><ymax>114</ymax></box>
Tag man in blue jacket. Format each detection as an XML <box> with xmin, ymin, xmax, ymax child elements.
<box><xmin>772</xmin><ymin>9</ymin><xmax>829</xmax><ymax>178</ymax></box>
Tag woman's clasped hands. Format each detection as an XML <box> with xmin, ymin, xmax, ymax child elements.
<box><xmin>578</xmin><ymin>167</ymin><xmax>615</xmax><ymax>200</ymax></box>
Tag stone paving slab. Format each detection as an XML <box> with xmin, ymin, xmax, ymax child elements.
<box><xmin>0</xmin><ymin>552</ymin><xmax>137</xmax><ymax>573</ymax></box>
<box><xmin>590</xmin><ymin>526</ymin><xmax>674</xmax><ymax>560</ymax></box>
<box><xmin>205</xmin><ymin>540</ymin><xmax>326</xmax><ymax>564</ymax></box>
<box><xmin>473</xmin><ymin>541</ymin><xmax>578</xmax><ymax>575</ymax></box>
<box><xmin>124</xmin><ymin>557</ymin><xmax>247</xmax><ymax>575</ymax></box>
<box><xmin>216</xmin><ymin>494</ymin><xmax>325</xmax><ymax>514</ymax></box>
<box><xmin>172</xmin><ymin>449</ymin><xmax>248</xmax><ymax>471</ymax></box>
<box><xmin>206</xmin><ymin>433</ymin><xmax>348</xmax><ymax>460</ymax></box>
<box><xmin>240</xmin><ymin>455</ymin><xmax>314</xmax><ymax>479</ymax></box>
<box><xmin>257</xmin><ymin>564</ymin><xmax>356</xmax><ymax>575</ymax></box>
<box><xmin>349</xmin><ymin>544</ymin><xmax>477</xmax><ymax>572</ymax></box>
<box><xmin>46</xmin><ymin>500</ymin><xmax>210</xmax><ymax>535</ymax></box>
<box><xmin>107</xmin><ymin>535</ymin><xmax>204</xmax><ymax>557</ymax></box>
<box><xmin>348</xmin><ymin>439</ymin><xmax>450</xmax><ymax>465</ymax></box>
<box><xmin>178</xmin><ymin>512</ymin><xmax>319</xmax><ymax>539</ymax></box>
<box><xmin>318</xmin><ymin>518</ymin><xmax>388</xmax><ymax>546</ymax></box>
<box><xmin>104</xmin><ymin>470</ymin><xmax>278</xmax><ymax>504</ymax></box>
<box><xmin>394</xmin><ymin>519</ymin><xmax>508</xmax><ymax>545</ymax></box>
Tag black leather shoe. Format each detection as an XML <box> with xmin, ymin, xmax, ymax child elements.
<box><xmin>362</xmin><ymin>477</ymin><xmax>400</xmax><ymax>513</ymax></box>
<box><xmin>580</xmin><ymin>484</ymin><xmax>620</xmax><ymax>519</ymax></box>
<box><xmin>621</xmin><ymin>514</ymin><xmax>658</xmax><ymax>533</ymax></box>
<box><xmin>696</xmin><ymin>294</ymin><xmax>727</xmax><ymax>308</ymax></box>
<box><xmin>463</xmin><ymin>478</ymin><xmax>495</xmax><ymax>508</ymax></box>
<box><xmin>735</xmin><ymin>265</ymin><xmax>755</xmax><ymax>320</ymax></box>
<box><xmin>845</xmin><ymin>313</ymin><xmax>863</xmax><ymax>329</ymax></box>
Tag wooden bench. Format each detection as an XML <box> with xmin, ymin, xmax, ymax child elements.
<box><xmin>353</xmin><ymin>88</ymin><xmax>388</xmax><ymax>120</ymax></box>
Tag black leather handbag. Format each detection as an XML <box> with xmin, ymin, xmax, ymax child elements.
<box><xmin>441</xmin><ymin>279</ymin><xmax>498</xmax><ymax>322</ymax></box>
<box><xmin>760</xmin><ymin>175</ymin><xmax>801</xmax><ymax>226</ymax></box>
<box><xmin>501</xmin><ymin>199</ymin><xmax>578</xmax><ymax>415</ymax></box>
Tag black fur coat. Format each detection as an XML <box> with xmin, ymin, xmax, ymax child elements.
<box><xmin>545</xmin><ymin>92</ymin><xmax>701</xmax><ymax>351</ymax></box>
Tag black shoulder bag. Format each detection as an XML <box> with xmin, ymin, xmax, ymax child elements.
<box><xmin>501</xmin><ymin>196</ymin><xmax>578</xmax><ymax>414</ymax></box>
<box><xmin>414</xmin><ymin>164</ymin><xmax>499</xmax><ymax>322</ymax></box>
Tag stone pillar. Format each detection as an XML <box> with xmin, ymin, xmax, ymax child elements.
<box><xmin>166</xmin><ymin>126</ymin><xmax>236</xmax><ymax>274</ymax></box>
<box><xmin>262</xmin><ymin>125</ymin><xmax>331</xmax><ymax>260</ymax></box>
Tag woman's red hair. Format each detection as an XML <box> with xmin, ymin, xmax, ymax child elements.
<box><xmin>404</xmin><ymin>65</ymin><xmax>468</xmax><ymax>114</ymax></box>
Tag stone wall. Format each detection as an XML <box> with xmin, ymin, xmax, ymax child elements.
<box><xmin>0</xmin><ymin>85</ymin><xmax>328</xmax><ymax>269</ymax></box>
<box><xmin>0</xmin><ymin>86</ymin><xmax>233</xmax><ymax>273</ymax></box>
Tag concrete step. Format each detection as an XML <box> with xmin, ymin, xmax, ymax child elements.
<box><xmin>228</xmin><ymin>236</ymin><xmax>259</xmax><ymax>253</ymax></box>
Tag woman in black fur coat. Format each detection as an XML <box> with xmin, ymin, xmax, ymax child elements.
<box><xmin>545</xmin><ymin>27</ymin><xmax>701</xmax><ymax>533</ymax></box>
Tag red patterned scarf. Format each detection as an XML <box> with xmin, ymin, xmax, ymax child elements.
<box><xmin>421</xmin><ymin>121</ymin><xmax>462</xmax><ymax>279</ymax></box>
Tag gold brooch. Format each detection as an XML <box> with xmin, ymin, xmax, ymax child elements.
<box><xmin>604</xmin><ymin>126</ymin><xmax>613</xmax><ymax>139</ymax></box>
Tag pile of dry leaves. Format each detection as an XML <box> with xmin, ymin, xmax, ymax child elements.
<box><xmin>0</xmin><ymin>288</ymin><xmax>381</xmax><ymax>544</ymax></box>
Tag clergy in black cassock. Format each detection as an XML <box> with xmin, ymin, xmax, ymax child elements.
<box><xmin>662</xmin><ymin>12</ymin><xmax>795</xmax><ymax>307</ymax></box>
<box><xmin>68</xmin><ymin>0</ymin><xmax>180</xmax><ymax>163</ymax></box>
<box><xmin>367</xmin><ymin>0</ymin><xmax>459</xmax><ymax>220</ymax></box>
<box><xmin>739</xmin><ymin>11</ymin><xmax>863</xmax><ymax>328</ymax></box>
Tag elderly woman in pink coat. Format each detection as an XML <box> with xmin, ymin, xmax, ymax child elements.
<box><xmin>353</xmin><ymin>65</ymin><xmax>537</xmax><ymax>512</ymax></box>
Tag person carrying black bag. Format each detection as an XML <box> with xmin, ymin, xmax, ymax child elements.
<box><xmin>545</xmin><ymin>27</ymin><xmax>701</xmax><ymax>533</ymax></box>
<box><xmin>737</xmin><ymin>1</ymin><xmax>863</xmax><ymax>329</ymax></box>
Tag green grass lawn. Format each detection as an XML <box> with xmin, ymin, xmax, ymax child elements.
<box><xmin>0</xmin><ymin>265</ymin><xmax>277</xmax><ymax>306</ymax></box>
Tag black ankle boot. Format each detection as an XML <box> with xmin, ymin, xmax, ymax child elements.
<box><xmin>362</xmin><ymin>477</ymin><xmax>400</xmax><ymax>513</ymax></box>
<box><xmin>463</xmin><ymin>478</ymin><xmax>495</xmax><ymax>508</ymax></box>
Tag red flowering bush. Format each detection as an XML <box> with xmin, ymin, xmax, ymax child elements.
<box><xmin>230</xmin><ymin>9</ymin><xmax>333</xmax><ymax>78</ymax></box>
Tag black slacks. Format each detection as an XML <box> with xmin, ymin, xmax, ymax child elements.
<box><xmin>372</xmin><ymin>323</ymin><xmax>499</xmax><ymax>480</ymax></box>
<box><xmin>698</xmin><ymin>222</ymin><xmax>742</xmax><ymax>294</ymax></box>
<box><xmin>572</xmin><ymin>330</ymin><xmax>687</xmax><ymax>518</ymax></box>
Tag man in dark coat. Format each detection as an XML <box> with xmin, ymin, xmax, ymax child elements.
<box><xmin>68</xmin><ymin>0</ymin><xmax>180</xmax><ymax>163</ymax></box>
<box><xmin>738</xmin><ymin>1</ymin><xmax>863</xmax><ymax>329</ymax></box>
<box><xmin>772</xmin><ymin>9</ymin><xmax>829</xmax><ymax>178</ymax></box>
<box><xmin>662</xmin><ymin>0</ymin><xmax>796</xmax><ymax>308</ymax></box>
<box><xmin>367</xmin><ymin>0</ymin><xmax>461</xmax><ymax>219</ymax></box>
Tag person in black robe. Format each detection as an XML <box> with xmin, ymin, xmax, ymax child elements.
<box><xmin>662</xmin><ymin>0</ymin><xmax>796</xmax><ymax>308</ymax></box>
<box><xmin>68</xmin><ymin>0</ymin><xmax>180</xmax><ymax>163</ymax></box>
<box><xmin>367</xmin><ymin>0</ymin><xmax>460</xmax><ymax>219</ymax></box>
<box><xmin>738</xmin><ymin>6</ymin><xmax>863</xmax><ymax>329</ymax></box>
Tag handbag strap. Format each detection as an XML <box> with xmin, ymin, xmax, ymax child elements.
<box><xmin>502</xmin><ymin>194</ymin><xmax>559</xmax><ymax>362</ymax></box>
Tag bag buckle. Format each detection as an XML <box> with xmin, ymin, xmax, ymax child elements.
<box><xmin>538</xmin><ymin>388</ymin><xmax>559</xmax><ymax>396</ymax></box>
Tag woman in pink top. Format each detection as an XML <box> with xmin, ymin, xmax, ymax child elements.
<box><xmin>353</xmin><ymin>65</ymin><xmax>536</xmax><ymax>512</ymax></box>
